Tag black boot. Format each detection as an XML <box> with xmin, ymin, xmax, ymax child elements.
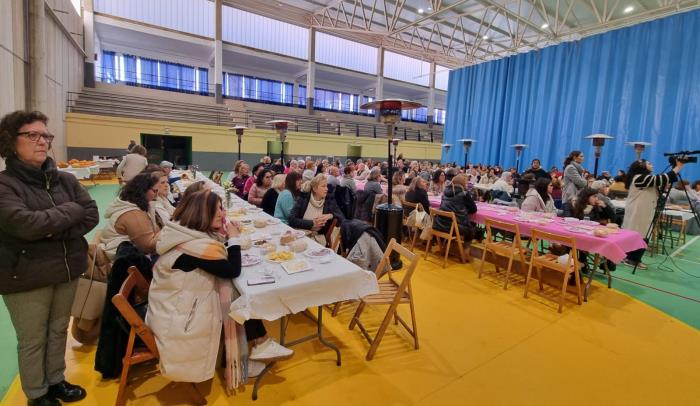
<box><xmin>47</xmin><ymin>381</ymin><xmax>87</xmax><ymax>403</ymax></box>
<box><xmin>27</xmin><ymin>394</ymin><xmax>60</xmax><ymax>406</ymax></box>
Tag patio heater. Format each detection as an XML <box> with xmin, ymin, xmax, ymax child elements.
<box><xmin>626</xmin><ymin>141</ymin><xmax>652</xmax><ymax>160</ymax></box>
<box><xmin>585</xmin><ymin>134</ymin><xmax>614</xmax><ymax>178</ymax></box>
<box><xmin>360</xmin><ymin>99</ymin><xmax>423</xmax><ymax>269</ymax></box>
<box><xmin>511</xmin><ymin>144</ymin><xmax>528</xmax><ymax>173</ymax></box>
<box><xmin>457</xmin><ymin>139</ymin><xmax>476</xmax><ymax>168</ymax></box>
<box><xmin>229</xmin><ymin>125</ymin><xmax>247</xmax><ymax>161</ymax></box>
<box><xmin>441</xmin><ymin>144</ymin><xmax>452</xmax><ymax>163</ymax></box>
<box><xmin>266</xmin><ymin>120</ymin><xmax>294</xmax><ymax>163</ymax></box>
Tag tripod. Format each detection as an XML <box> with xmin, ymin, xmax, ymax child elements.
<box><xmin>633</xmin><ymin>168</ymin><xmax>700</xmax><ymax>274</ymax></box>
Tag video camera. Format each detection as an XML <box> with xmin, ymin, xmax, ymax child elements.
<box><xmin>664</xmin><ymin>150</ymin><xmax>700</xmax><ymax>165</ymax></box>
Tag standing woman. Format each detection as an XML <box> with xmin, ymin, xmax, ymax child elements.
<box><xmin>622</xmin><ymin>159</ymin><xmax>683</xmax><ymax>268</ymax></box>
<box><xmin>562</xmin><ymin>150</ymin><xmax>587</xmax><ymax>216</ymax></box>
<box><xmin>116</xmin><ymin>144</ymin><xmax>148</xmax><ymax>183</ymax></box>
<box><xmin>0</xmin><ymin>111</ymin><xmax>99</xmax><ymax>405</ymax></box>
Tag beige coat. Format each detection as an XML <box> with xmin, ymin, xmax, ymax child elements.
<box><xmin>116</xmin><ymin>153</ymin><xmax>148</xmax><ymax>182</ymax></box>
<box><xmin>622</xmin><ymin>175</ymin><xmax>659</xmax><ymax>236</ymax></box>
<box><xmin>520</xmin><ymin>189</ymin><xmax>556</xmax><ymax>213</ymax></box>
<box><xmin>146</xmin><ymin>221</ymin><xmax>226</xmax><ymax>383</ymax></box>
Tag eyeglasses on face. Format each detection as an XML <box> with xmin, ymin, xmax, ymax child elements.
<box><xmin>17</xmin><ymin>131</ymin><xmax>55</xmax><ymax>143</ymax></box>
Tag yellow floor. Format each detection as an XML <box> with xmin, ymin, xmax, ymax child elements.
<box><xmin>3</xmin><ymin>255</ymin><xmax>700</xmax><ymax>406</ymax></box>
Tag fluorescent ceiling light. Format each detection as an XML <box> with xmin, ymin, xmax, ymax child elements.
<box><xmin>418</xmin><ymin>8</ymin><xmax>424</xmax><ymax>14</ymax></box>
<box><xmin>541</xmin><ymin>23</ymin><xmax>549</xmax><ymax>29</ymax></box>
<box><xmin>624</xmin><ymin>6</ymin><xmax>634</xmax><ymax>13</ymax></box>
<box><xmin>482</xmin><ymin>35</ymin><xmax>489</xmax><ymax>40</ymax></box>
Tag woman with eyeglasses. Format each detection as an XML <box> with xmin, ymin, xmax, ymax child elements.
<box><xmin>100</xmin><ymin>173</ymin><xmax>162</xmax><ymax>260</ymax></box>
<box><xmin>0</xmin><ymin>111</ymin><xmax>99</xmax><ymax>406</ymax></box>
<box><xmin>248</xmin><ymin>169</ymin><xmax>272</xmax><ymax>207</ymax></box>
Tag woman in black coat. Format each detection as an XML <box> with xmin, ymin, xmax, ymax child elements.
<box><xmin>288</xmin><ymin>174</ymin><xmax>345</xmax><ymax>245</ymax></box>
<box><xmin>404</xmin><ymin>176</ymin><xmax>431</xmax><ymax>211</ymax></box>
<box><xmin>432</xmin><ymin>175</ymin><xmax>478</xmax><ymax>242</ymax></box>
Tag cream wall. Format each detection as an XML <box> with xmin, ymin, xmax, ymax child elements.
<box><xmin>65</xmin><ymin>112</ymin><xmax>441</xmax><ymax>161</ymax></box>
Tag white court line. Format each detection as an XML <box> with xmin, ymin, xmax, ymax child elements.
<box><xmin>670</xmin><ymin>235</ymin><xmax>700</xmax><ymax>258</ymax></box>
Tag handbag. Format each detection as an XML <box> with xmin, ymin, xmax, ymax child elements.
<box><xmin>71</xmin><ymin>244</ymin><xmax>110</xmax><ymax>321</ymax></box>
<box><xmin>406</xmin><ymin>203</ymin><xmax>427</xmax><ymax>228</ymax></box>
<box><xmin>419</xmin><ymin>211</ymin><xmax>433</xmax><ymax>240</ymax></box>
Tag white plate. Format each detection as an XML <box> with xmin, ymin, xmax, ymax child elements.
<box><xmin>565</xmin><ymin>226</ymin><xmax>592</xmax><ymax>235</ymax></box>
<box><xmin>563</xmin><ymin>217</ymin><xmax>580</xmax><ymax>223</ymax></box>
<box><xmin>267</xmin><ymin>218</ymin><xmax>281</xmax><ymax>225</ymax></box>
<box><xmin>580</xmin><ymin>220</ymin><xmax>599</xmax><ymax>226</ymax></box>
<box><xmin>248</xmin><ymin>207</ymin><xmax>262</xmax><ymax>213</ymax></box>
<box><xmin>304</xmin><ymin>248</ymin><xmax>333</xmax><ymax>258</ymax></box>
<box><xmin>281</xmin><ymin>259</ymin><xmax>313</xmax><ymax>274</ymax></box>
<box><xmin>241</xmin><ymin>254</ymin><xmax>262</xmax><ymax>267</ymax></box>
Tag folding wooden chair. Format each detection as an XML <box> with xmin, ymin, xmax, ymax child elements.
<box><xmin>112</xmin><ymin>266</ymin><xmax>206</xmax><ymax>406</ymax></box>
<box><xmin>478</xmin><ymin>218</ymin><xmax>529</xmax><ymax>289</ymax></box>
<box><xmin>349</xmin><ymin>239</ymin><xmax>419</xmax><ymax>360</ymax></box>
<box><xmin>523</xmin><ymin>230</ymin><xmax>582</xmax><ymax>313</ymax></box>
<box><xmin>324</xmin><ymin>218</ymin><xmax>338</xmax><ymax>249</ymax></box>
<box><xmin>401</xmin><ymin>200</ymin><xmax>425</xmax><ymax>251</ymax></box>
<box><xmin>423</xmin><ymin>208</ymin><xmax>467</xmax><ymax>267</ymax></box>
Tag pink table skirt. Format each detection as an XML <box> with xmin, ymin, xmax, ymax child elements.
<box><xmin>354</xmin><ymin>180</ymin><xmax>645</xmax><ymax>263</ymax></box>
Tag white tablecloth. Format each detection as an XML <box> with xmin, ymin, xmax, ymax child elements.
<box><xmin>171</xmin><ymin>170</ymin><xmax>226</xmax><ymax>197</ymax></box>
<box><xmin>97</xmin><ymin>159</ymin><xmax>118</xmax><ymax>169</ymax></box>
<box><xmin>58</xmin><ymin>165</ymin><xmax>99</xmax><ymax>179</ymax></box>
<box><xmin>226</xmin><ymin>195</ymin><xmax>379</xmax><ymax>323</ymax></box>
<box><xmin>611</xmin><ymin>199</ymin><xmax>695</xmax><ymax>221</ymax></box>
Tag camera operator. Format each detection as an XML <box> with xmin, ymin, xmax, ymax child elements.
<box><xmin>621</xmin><ymin>158</ymin><xmax>684</xmax><ymax>269</ymax></box>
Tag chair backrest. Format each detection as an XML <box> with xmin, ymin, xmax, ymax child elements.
<box><xmin>484</xmin><ymin>218</ymin><xmax>523</xmax><ymax>246</ymax></box>
<box><xmin>429</xmin><ymin>208</ymin><xmax>461</xmax><ymax>241</ymax></box>
<box><xmin>111</xmin><ymin>266</ymin><xmax>159</xmax><ymax>357</ymax></box>
<box><xmin>401</xmin><ymin>200</ymin><xmax>418</xmax><ymax>220</ymax></box>
<box><xmin>373</xmin><ymin>238</ymin><xmax>420</xmax><ymax>289</ymax></box>
<box><xmin>530</xmin><ymin>229</ymin><xmax>579</xmax><ymax>267</ymax></box>
<box><xmin>324</xmin><ymin>218</ymin><xmax>338</xmax><ymax>248</ymax></box>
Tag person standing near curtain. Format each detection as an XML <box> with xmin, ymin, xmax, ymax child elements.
<box><xmin>562</xmin><ymin>151</ymin><xmax>587</xmax><ymax>217</ymax></box>
<box><xmin>622</xmin><ymin>159</ymin><xmax>683</xmax><ymax>269</ymax></box>
<box><xmin>0</xmin><ymin>111</ymin><xmax>99</xmax><ymax>406</ymax></box>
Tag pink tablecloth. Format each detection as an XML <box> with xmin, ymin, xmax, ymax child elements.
<box><xmin>473</xmin><ymin>203</ymin><xmax>646</xmax><ymax>264</ymax></box>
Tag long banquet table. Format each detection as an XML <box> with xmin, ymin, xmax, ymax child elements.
<box><xmin>224</xmin><ymin>192</ymin><xmax>379</xmax><ymax>399</ymax></box>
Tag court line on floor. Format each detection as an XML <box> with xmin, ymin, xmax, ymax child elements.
<box><xmin>670</xmin><ymin>235</ymin><xmax>700</xmax><ymax>257</ymax></box>
<box><xmin>610</xmin><ymin>273</ymin><xmax>700</xmax><ymax>304</ymax></box>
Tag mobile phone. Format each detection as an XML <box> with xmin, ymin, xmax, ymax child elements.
<box><xmin>247</xmin><ymin>276</ymin><xmax>275</xmax><ymax>286</ymax></box>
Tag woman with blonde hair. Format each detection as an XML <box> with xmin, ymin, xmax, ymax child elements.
<box><xmin>261</xmin><ymin>174</ymin><xmax>286</xmax><ymax>216</ymax></box>
<box><xmin>288</xmin><ymin>174</ymin><xmax>345</xmax><ymax>245</ymax></box>
<box><xmin>392</xmin><ymin>170</ymin><xmax>408</xmax><ymax>206</ymax></box>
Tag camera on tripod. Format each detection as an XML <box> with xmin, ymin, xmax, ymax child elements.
<box><xmin>664</xmin><ymin>150</ymin><xmax>700</xmax><ymax>166</ymax></box>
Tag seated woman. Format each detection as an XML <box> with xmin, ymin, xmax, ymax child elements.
<box><xmin>364</xmin><ymin>167</ymin><xmax>384</xmax><ymax>196</ymax></box>
<box><xmin>248</xmin><ymin>169</ymin><xmax>272</xmax><ymax>207</ymax></box>
<box><xmin>100</xmin><ymin>173</ymin><xmax>161</xmax><ymax>260</ymax></box>
<box><xmin>405</xmin><ymin>177</ymin><xmax>431</xmax><ymax>211</ymax></box>
<box><xmin>430</xmin><ymin>169</ymin><xmax>446</xmax><ymax>195</ymax></box>
<box><xmin>572</xmin><ymin>187</ymin><xmax>615</xmax><ymax>224</ymax></box>
<box><xmin>275</xmin><ymin>171</ymin><xmax>301</xmax><ymax>224</ymax></box>
<box><xmin>491</xmin><ymin>172</ymin><xmax>514</xmax><ymax>198</ymax></box>
<box><xmin>392</xmin><ymin>171</ymin><xmax>408</xmax><ymax>207</ymax></box>
<box><xmin>288</xmin><ymin>174</ymin><xmax>345</xmax><ymax>246</ymax></box>
<box><xmin>521</xmin><ymin>177</ymin><xmax>557</xmax><ymax>213</ymax></box>
<box><xmin>243</xmin><ymin>163</ymin><xmax>265</xmax><ymax>199</ymax></box>
<box><xmin>147</xmin><ymin>190</ymin><xmax>293</xmax><ymax>384</ymax></box>
<box><xmin>229</xmin><ymin>160</ymin><xmax>249</xmax><ymax>199</ymax></box>
<box><xmin>339</xmin><ymin>165</ymin><xmax>357</xmax><ymax>192</ymax></box>
<box><xmin>261</xmin><ymin>174</ymin><xmax>286</xmax><ymax>216</ymax></box>
<box><xmin>668</xmin><ymin>180</ymin><xmax>700</xmax><ymax>210</ymax></box>
<box><xmin>432</xmin><ymin>175</ymin><xmax>478</xmax><ymax>243</ymax></box>
<box><xmin>145</xmin><ymin>169</ymin><xmax>176</xmax><ymax>223</ymax></box>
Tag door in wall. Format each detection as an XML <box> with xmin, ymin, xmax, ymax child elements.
<box><xmin>140</xmin><ymin>134</ymin><xmax>192</xmax><ymax>167</ymax></box>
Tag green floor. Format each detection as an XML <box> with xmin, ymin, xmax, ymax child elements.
<box><xmin>1</xmin><ymin>184</ymin><xmax>699</xmax><ymax>398</ymax></box>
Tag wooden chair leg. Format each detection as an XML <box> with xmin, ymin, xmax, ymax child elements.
<box><xmin>537</xmin><ymin>266</ymin><xmax>544</xmax><ymax>291</ymax></box>
<box><xmin>456</xmin><ymin>237</ymin><xmax>466</xmax><ymax>263</ymax></box>
<box><xmin>423</xmin><ymin>235</ymin><xmax>432</xmax><ymax>259</ymax></box>
<box><xmin>182</xmin><ymin>383</ymin><xmax>207</xmax><ymax>405</ymax></box>
<box><xmin>559</xmin><ymin>271</ymin><xmax>569</xmax><ymax>313</ymax></box>
<box><xmin>443</xmin><ymin>238</ymin><xmax>452</xmax><ymax>268</ymax></box>
<box><xmin>115</xmin><ymin>330</ymin><xmax>137</xmax><ymax>406</ymax></box>
<box><xmin>503</xmin><ymin>254</ymin><xmax>514</xmax><ymax>290</ymax></box>
<box><xmin>478</xmin><ymin>246</ymin><xmax>488</xmax><ymax>278</ymax></box>
<box><xmin>524</xmin><ymin>260</ymin><xmax>534</xmax><ymax>298</ymax></box>
<box><xmin>408</xmin><ymin>286</ymin><xmax>419</xmax><ymax>349</ymax></box>
<box><xmin>366</xmin><ymin>301</ymin><xmax>401</xmax><ymax>361</ymax></box>
<box><xmin>349</xmin><ymin>301</ymin><xmax>367</xmax><ymax>330</ymax></box>
<box><xmin>574</xmin><ymin>268</ymin><xmax>582</xmax><ymax>305</ymax></box>
<box><xmin>410</xmin><ymin>228</ymin><xmax>418</xmax><ymax>251</ymax></box>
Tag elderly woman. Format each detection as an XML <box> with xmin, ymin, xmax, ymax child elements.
<box><xmin>147</xmin><ymin>190</ymin><xmax>292</xmax><ymax>384</ymax></box>
<box><xmin>100</xmin><ymin>173</ymin><xmax>161</xmax><ymax>259</ymax></box>
<box><xmin>288</xmin><ymin>174</ymin><xmax>345</xmax><ymax>246</ymax></box>
<box><xmin>364</xmin><ymin>167</ymin><xmax>384</xmax><ymax>195</ymax></box>
<box><xmin>405</xmin><ymin>176</ymin><xmax>431</xmax><ymax>212</ymax></box>
<box><xmin>261</xmin><ymin>174</ymin><xmax>286</xmax><ymax>216</ymax></box>
<box><xmin>392</xmin><ymin>171</ymin><xmax>408</xmax><ymax>206</ymax></box>
<box><xmin>228</xmin><ymin>160</ymin><xmax>249</xmax><ymax>198</ymax></box>
<box><xmin>0</xmin><ymin>110</ymin><xmax>99</xmax><ymax>405</ymax></box>
<box><xmin>491</xmin><ymin>171</ymin><xmax>514</xmax><ymax>200</ymax></box>
<box><xmin>248</xmin><ymin>169</ymin><xmax>272</xmax><ymax>207</ymax></box>
<box><xmin>275</xmin><ymin>171</ymin><xmax>302</xmax><ymax>224</ymax></box>
<box><xmin>116</xmin><ymin>144</ymin><xmax>148</xmax><ymax>183</ymax></box>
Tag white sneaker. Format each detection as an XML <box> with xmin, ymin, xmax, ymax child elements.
<box><xmin>249</xmin><ymin>338</ymin><xmax>294</xmax><ymax>361</ymax></box>
<box><xmin>247</xmin><ymin>359</ymin><xmax>266</xmax><ymax>378</ymax></box>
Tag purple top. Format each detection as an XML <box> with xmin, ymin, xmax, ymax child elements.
<box><xmin>232</xmin><ymin>175</ymin><xmax>249</xmax><ymax>198</ymax></box>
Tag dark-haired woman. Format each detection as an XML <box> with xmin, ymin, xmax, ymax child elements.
<box><xmin>100</xmin><ymin>173</ymin><xmax>161</xmax><ymax>260</ymax></box>
<box><xmin>0</xmin><ymin>110</ymin><xmax>99</xmax><ymax>405</ymax></box>
<box><xmin>562</xmin><ymin>150</ymin><xmax>587</xmax><ymax>216</ymax></box>
<box><xmin>147</xmin><ymin>190</ymin><xmax>292</xmax><ymax>384</ymax></box>
<box><xmin>261</xmin><ymin>174</ymin><xmax>286</xmax><ymax>216</ymax></box>
<box><xmin>572</xmin><ymin>188</ymin><xmax>615</xmax><ymax>223</ymax></box>
<box><xmin>275</xmin><ymin>171</ymin><xmax>302</xmax><ymax>224</ymax></box>
<box><xmin>622</xmin><ymin>159</ymin><xmax>684</xmax><ymax>268</ymax></box>
<box><xmin>248</xmin><ymin>169</ymin><xmax>272</xmax><ymax>207</ymax></box>
<box><xmin>430</xmin><ymin>169</ymin><xmax>446</xmax><ymax>195</ymax></box>
<box><xmin>521</xmin><ymin>177</ymin><xmax>556</xmax><ymax>213</ymax></box>
<box><xmin>243</xmin><ymin>163</ymin><xmax>265</xmax><ymax>199</ymax></box>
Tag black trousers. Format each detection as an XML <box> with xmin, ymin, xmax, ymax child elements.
<box><xmin>244</xmin><ymin>320</ymin><xmax>266</xmax><ymax>341</ymax></box>
<box><xmin>626</xmin><ymin>238</ymin><xmax>649</xmax><ymax>264</ymax></box>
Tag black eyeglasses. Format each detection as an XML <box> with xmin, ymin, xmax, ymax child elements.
<box><xmin>17</xmin><ymin>131</ymin><xmax>55</xmax><ymax>143</ymax></box>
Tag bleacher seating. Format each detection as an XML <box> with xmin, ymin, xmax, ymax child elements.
<box><xmin>67</xmin><ymin>84</ymin><xmax>442</xmax><ymax>142</ymax></box>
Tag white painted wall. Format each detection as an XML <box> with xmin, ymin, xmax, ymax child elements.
<box><xmin>315</xmin><ymin>32</ymin><xmax>377</xmax><ymax>75</ymax></box>
<box><xmin>222</xmin><ymin>6</ymin><xmax>308</xmax><ymax>60</ymax></box>
<box><xmin>383</xmin><ymin>51</ymin><xmax>430</xmax><ymax>87</ymax></box>
<box><xmin>94</xmin><ymin>0</ymin><xmax>214</xmax><ymax>37</ymax></box>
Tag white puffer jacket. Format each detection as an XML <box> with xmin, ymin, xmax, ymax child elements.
<box><xmin>146</xmin><ymin>221</ymin><xmax>226</xmax><ymax>383</ymax></box>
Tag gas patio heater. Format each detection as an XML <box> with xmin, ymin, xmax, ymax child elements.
<box><xmin>441</xmin><ymin>144</ymin><xmax>452</xmax><ymax>163</ymax></box>
<box><xmin>266</xmin><ymin>120</ymin><xmax>294</xmax><ymax>163</ymax></box>
<box><xmin>511</xmin><ymin>144</ymin><xmax>528</xmax><ymax>173</ymax></box>
<box><xmin>457</xmin><ymin>139</ymin><xmax>476</xmax><ymax>168</ymax></box>
<box><xmin>229</xmin><ymin>125</ymin><xmax>247</xmax><ymax>161</ymax></box>
<box><xmin>626</xmin><ymin>141</ymin><xmax>653</xmax><ymax>160</ymax></box>
<box><xmin>360</xmin><ymin>99</ymin><xmax>423</xmax><ymax>268</ymax></box>
<box><xmin>585</xmin><ymin>134</ymin><xmax>614</xmax><ymax>178</ymax></box>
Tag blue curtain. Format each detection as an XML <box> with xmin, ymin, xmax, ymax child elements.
<box><xmin>181</xmin><ymin>66</ymin><xmax>195</xmax><ymax>92</ymax></box>
<box><xmin>198</xmin><ymin>68</ymin><xmax>208</xmax><ymax>95</ymax></box>
<box><xmin>444</xmin><ymin>10</ymin><xmax>700</xmax><ymax>179</ymax></box>
<box><xmin>101</xmin><ymin>51</ymin><xmax>116</xmax><ymax>83</ymax></box>
<box><xmin>123</xmin><ymin>54</ymin><xmax>137</xmax><ymax>84</ymax></box>
<box><xmin>299</xmin><ymin>85</ymin><xmax>306</xmax><ymax>106</ymax></box>
<box><xmin>283</xmin><ymin>83</ymin><xmax>293</xmax><ymax>104</ymax></box>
